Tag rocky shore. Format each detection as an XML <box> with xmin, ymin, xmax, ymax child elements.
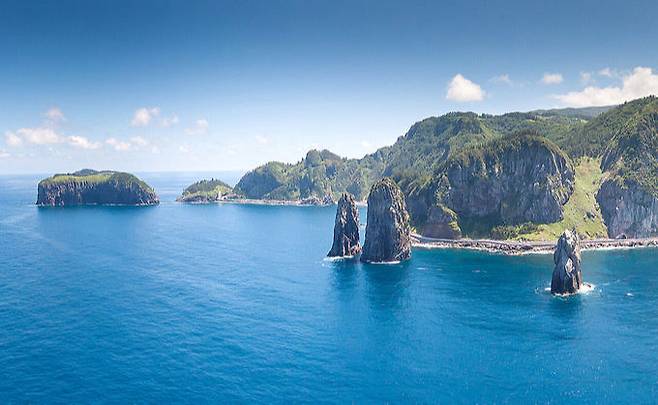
<box><xmin>412</xmin><ymin>233</ymin><xmax>658</xmax><ymax>255</ymax></box>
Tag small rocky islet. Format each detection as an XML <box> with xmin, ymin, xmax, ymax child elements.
<box><xmin>327</xmin><ymin>193</ymin><xmax>361</xmax><ymax>257</ymax></box>
<box><xmin>36</xmin><ymin>169</ymin><xmax>158</xmax><ymax>206</ymax></box>
<box><xmin>551</xmin><ymin>230</ymin><xmax>585</xmax><ymax>295</ymax></box>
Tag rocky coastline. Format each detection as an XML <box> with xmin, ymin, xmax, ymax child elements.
<box><xmin>412</xmin><ymin>233</ymin><xmax>658</xmax><ymax>255</ymax></box>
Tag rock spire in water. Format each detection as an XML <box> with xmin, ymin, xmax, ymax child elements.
<box><xmin>360</xmin><ymin>178</ymin><xmax>411</xmax><ymax>263</ymax></box>
<box><xmin>327</xmin><ymin>193</ymin><xmax>361</xmax><ymax>257</ymax></box>
<box><xmin>551</xmin><ymin>229</ymin><xmax>583</xmax><ymax>295</ymax></box>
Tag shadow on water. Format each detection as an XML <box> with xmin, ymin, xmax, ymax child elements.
<box><xmin>361</xmin><ymin>260</ymin><xmax>411</xmax><ymax>311</ymax></box>
<box><xmin>327</xmin><ymin>257</ymin><xmax>360</xmax><ymax>294</ymax></box>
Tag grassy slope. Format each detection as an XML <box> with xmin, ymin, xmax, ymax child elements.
<box><xmin>41</xmin><ymin>171</ymin><xmax>155</xmax><ymax>193</ymax></box>
<box><xmin>46</xmin><ymin>172</ymin><xmax>113</xmax><ymax>184</ymax></box>
<box><xmin>514</xmin><ymin>157</ymin><xmax>607</xmax><ymax>241</ymax></box>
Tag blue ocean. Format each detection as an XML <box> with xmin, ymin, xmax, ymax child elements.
<box><xmin>1</xmin><ymin>173</ymin><xmax>658</xmax><ymax>403</ymax></box>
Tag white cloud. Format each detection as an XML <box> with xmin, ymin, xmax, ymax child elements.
<box><xmin>45</xmin><ymin>107</ymin><xmax>66</xmax><ymax>123</ymax></box>
<box><xmin>67</xmin><ymin>136</ymin><xmax>101</xmax><ymax>150</ymax></box>
<box><xmin>446</xmin><ymin>74</ymin><xmax>485</xmax><ymax>102</ymax></box>
<box><xmin>13</xmin><ymin>127</ymin><xmax>61</xmax><ymax>145</ymax></box>
<box><xmin>161</xmin><ymin>114</ymin><xmax>179</xmax><ymax>127</ymax></box>
<box><xmin>491</xmin><ymin>74</ymin><xmax>512</xmax><ymax>85</ymax></box>
<box><xmin>130</xmin><ymin>136</ymin><xmax>149</xmax><ymax>147</ymax></box>
<box><xmin>5</xmin><ymin>132</ymin><xmax>23</xmax><ymax>147</ymax></box>
<box><xmin>554</xmin><ymin>66</ymin><xmax>658</xmax><ymax>107</ymax></box>
<box><xmin>255</xmin><ymin>135</ymin><xmax>269</xmax><ymax>145</ymax></box>
<box><xmin>106</xmin><ymin>137</ymin><xmax>132</xmax><ymax>151</ymax></box>
<box><xmin>0</xmin><ymin>149</ymin><xmax>9</xmax><ymax>158</ymax></box>
<box><xmin>178</xmin><ymin>145</ymin><xmax>190</xmax><ymax>153</ymax></box>
<box><xmin>598</xmin><ymin>67</ymin><xmax>615</xmax><ymax>77</ymax></box>
<box><xmin>185</xmin><ymin>118</ymin><xmax>209</xmax><ymax>135</ymax></box>
<box><xmin>131</xmin><ymin>107</ymin><xmax>160</xmax><ymax>127</ymax></box>
<box><xmin>541</xmin><ymin>73</ymin><xmax>563</xmax><ymax>85</ymax></box>
<box><xmin>580</xmin><ymin>72</ymin><xmax>593</xmax><ymax>85</ymax></box>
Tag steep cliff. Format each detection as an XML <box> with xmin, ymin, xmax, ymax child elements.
<box><xmin>360</xmin><ymin>178</ymin><xmax>411</xmax><ymax>263</ymax></box>
<box><xmin>596</xmin><ymin>108</ymin><xmax>658</xmax><ymax>237</ymax></box>
<box><xmin>327</xmin><ymin>193</ymin><xmax>361</xmax><ymax>257</ymax></box>
<box><xmin>551</xmin><ymin>230</ymin><xmax>583</xmax><ymax>295</ymax></box>
<box><xmin>415</xmin><ymin>133</ymin><xmax>575</xmax><ymax>238</ymax></box>
<box><xmin>37</xmin><ymin>170</ymin><xmax>159</xmax><ymax>206</ymax></box>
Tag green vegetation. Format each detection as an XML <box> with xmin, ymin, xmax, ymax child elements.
<box><xmin>234</xmin><ymin>149</ymin><xmax>386</xmax><ymax>200</ymax></box>
<box><xmin>42</xmin><ymin>169</ymin><xmax>155</xmax><ymax>193</ymax></box>
<box><xmin>232</xmin><ymin>98</ymin><xmax>658</xmax><ymax>240</ymax></box>
<box><xmin>178</xmin><ymin>178</ymin><xmax>233</xmax><ymax>202</ymax></box>
<box><xmin>513</xmin><ymin>157</ymin><xmax>608</xmax><ymax>240</ymax></box>
<box><xmin>553</xmin><ymin>96</ymin><xmax>658</xmax><ymax>157</ymax></box>
<box><xmin>600</xmin><ymin>108</ymin><xmax>658</xmax><ymax>197</ymax></box>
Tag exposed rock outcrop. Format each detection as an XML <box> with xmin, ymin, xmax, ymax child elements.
<box><xmin>597</xmin><ymin>179</ymin><xmax>658</xmax><ymax>238</ymax></box>
<box><xmin>37</xmin><ymin>170</ymin><xmax>159</xmax><ymax>206</ymax></box>
<box><xmin>419</xmin><ymin>133</ymin><xmax>575</xmax><ymax>237</ymax></box>
<box><xmin>422</xmin><ymin>205</ymin><xmax>462</xmax><ymax>239</ymax></box>
<box><xmin>360</xmin><ymin>178</ymin><xmax>411</xmax><ymax>263</ymax></box>
<box><xmin>551</xmin><ymin>230</ymin><xmax>583</xmax><ymax>295</ymax></box>
<box><xmin>595</xmin><ymin>110</ymin><xmax>658</xmax><ymax>238</ymax></box>
<box><xmin>327</xmin><ymin>193</ymin><xmax>361</xmax><ymax>257</ymax></box>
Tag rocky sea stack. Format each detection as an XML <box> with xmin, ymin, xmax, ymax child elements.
<box><xmin>360</xmin><ymin>178</ymin><xmax>411</xmax><ymax>263</ymax></box>
<box><xmin>327</xmin><ymin>193</ymin><xmax>361</xmax><ymax>257</ymax></box>
<box><xmin>37</xmin><ymin>169</ymin><xmax>159</xmax><ymax>206</ymax></box>
<box><xmin>551</xmin><ymin>230</ymin><xmax>583</xmax><ymax>295</ymax></box>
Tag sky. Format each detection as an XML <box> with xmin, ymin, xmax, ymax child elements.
<box><xmin>1</xmin><ymin>0</ymin><xmax>658</xmax><ymax>174</ymax></box>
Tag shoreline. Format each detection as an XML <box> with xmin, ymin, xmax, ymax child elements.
<box><xmin>181</xmin><ymin>198</ymin><xmax>368</xmax><ymax>207</ymax></box>
<box><xmin>412</xmin><ymin>233</ymin><xmax>658</xmax><ymax>255</ymax></box>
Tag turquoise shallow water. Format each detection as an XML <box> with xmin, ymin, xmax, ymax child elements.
<box><xmin>1</xmin><ymin>173</ymin><xmax>658</xmax><ymax>403</ymax></box>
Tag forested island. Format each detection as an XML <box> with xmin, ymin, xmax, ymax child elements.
<box><xmin>37</xmin><ymin>169</ymin><xmax>159</xmax><ymax>206</ymax></box>
<box><xmin>180</xmin><ymin>96</ymin><xmax>658</xmax><ymax>241</ymax></box>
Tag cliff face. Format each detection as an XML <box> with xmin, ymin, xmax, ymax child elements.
<box><xmin>327</xmin><ymin>193</ymin><xmax>361</xmax><ymax>257</ymax></box>
<box><xmin>419</xmin><ymin>134</ymin><xmax>575</xmax><ymax>238</ymax></box>
<box><xmin>595</xmin><ymin>110</ymin><xmax>658</xmax><ymax>238</ymax></box>
<box><xmin>551</xmin><ymin>230</ymin><xmax>583</xmax><ymax>295</ymax></box>
<box><xmin>37</xmin><ymin>170</ymin><xmax>159</xmax><ymax>206</ymax></box>
<box><xmin>597</xmin><ymin>178</ymin><xmax>658</xmax><ymax>238</ymax></box>
<box><xmin>360</xmin><ymin>178</ymin><xmax>411</xmax><ymax>263</ymax></box>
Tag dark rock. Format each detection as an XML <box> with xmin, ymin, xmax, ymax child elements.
<box><xmin>597</xmin><ymin>178</ymin><xmax>658</xmax><ymax>238</ymax></box>
<box><xmin>422</xmin><ymin>204</ymin><xmax>462</xmax><ymax>239</ymax></box>
<box><xmin>360</xmin><ymin>178</ymin><xmax>411</xmax><ymax>263</ymax></box>
<box><xmin>327</xmin><ymin>193</ymin><xmax>361</xmax><ymax>257</ymax></box>
<box><xmin>439</xmin><ymin>134</ymin><xmax>575</xmax><ymax>227</ymax></box>
<box><xmin>551</xmin><ymin>230</ymin><xmax>583</xmax><ymax>295</ymax></box>
<box><xmin>37</xmin><ymin>170</ymin><xmax>159</xmax><ymax>206</ymax></box>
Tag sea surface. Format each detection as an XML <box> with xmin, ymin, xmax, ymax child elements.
<box><xmin>2</xmin><ymin>173</ymin><xmax>658</xmax><ymax>403</ymax></box>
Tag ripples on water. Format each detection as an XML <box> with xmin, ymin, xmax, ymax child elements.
<box><xmin>1</xmin><ymin>174</ymin><xmax>658</xmax><ymax>402</ymax></box>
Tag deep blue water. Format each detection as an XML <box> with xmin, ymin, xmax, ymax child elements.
<box><xmin>2</xmin><ymin>173</ymin><xmax>658</xmax><ymax>403</ymax></box>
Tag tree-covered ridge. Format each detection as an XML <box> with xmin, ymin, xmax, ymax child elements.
<box><xmin>600</xmin><ymin>107</ymin><xmax>658</xmax><ymax>196</ymax></box>
<box><xmin>234</xmin><ymin>149</ymin><xmax>386</xmax><ymax>201</ymax></box>
<box><xmin>177</xmin><ymin>178</ymin><xmax>233</xmax><ymax>202</ymax></box>
<box><xmin>555</xmin><ymin>96</ymin><xmax>658</xmax><ymax>158</ymax></box>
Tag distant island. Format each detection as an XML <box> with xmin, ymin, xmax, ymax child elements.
<box><xmin>37</xmin><ymin>169</ymin><xmax>159</xmax><ymax>206</ymax></box>
<box><xmin>179</xmin><ymin>96</ymin><xmax>658</xmax><ymax>241</ymax></box>
<box><xmin>176</xmin><ymin>179</ymin><xmax>234</xmax><ymax>203</ymax></box>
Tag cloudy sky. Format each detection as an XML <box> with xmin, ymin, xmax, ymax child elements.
<box><xmin>1</xmin><ymin>0</ymin><xmax>658</xmax><ymax>174</ymax></box>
